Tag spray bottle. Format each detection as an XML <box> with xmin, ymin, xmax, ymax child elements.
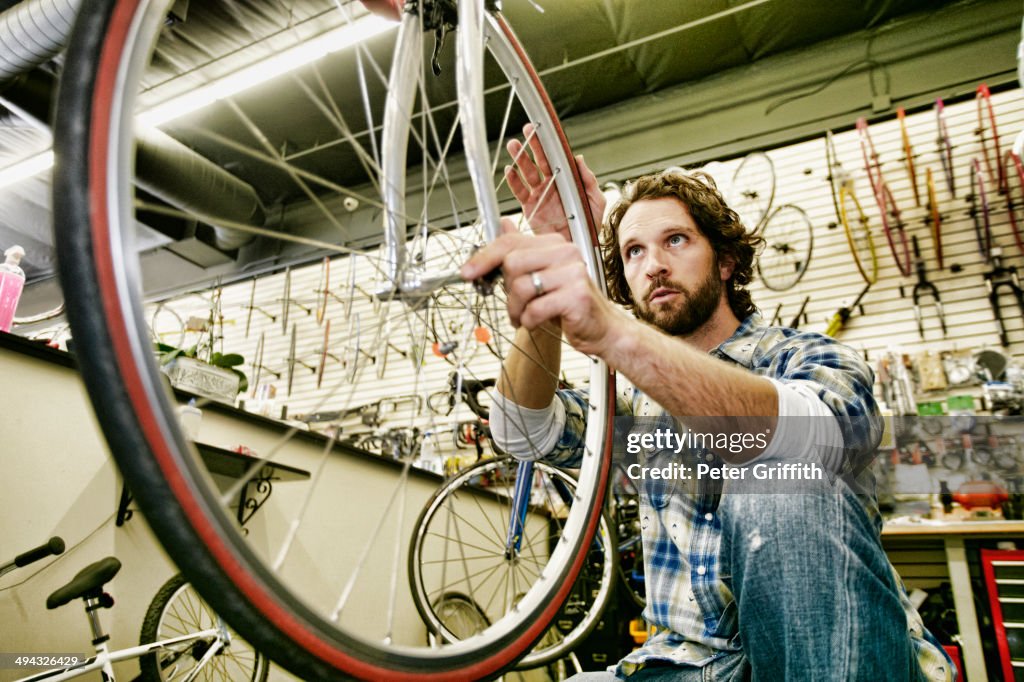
<box><xmin>0</xmin><ymin>246</ymin><xmax>26</xmax><ymax>333</ymax></box>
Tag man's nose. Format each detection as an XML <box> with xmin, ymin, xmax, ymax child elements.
<box><xmin>645</xmin><ymin>249</ymin><xmax>670</xmax><ymax>278</ymax></box>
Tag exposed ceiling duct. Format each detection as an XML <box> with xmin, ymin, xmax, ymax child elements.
<box><xmin>0</xmin><ymin>0</ymin><xmax>80</xmax><ymax>83</ymax></box>
<box><xmin>136</xmin><ymin>127</ymin><xmax>267</xmax><ymax>251</ymax></box>
<box><xmin>1</xmin><ymin>66</ymin><xmax>266</xmax><ymax>252</ymax></box>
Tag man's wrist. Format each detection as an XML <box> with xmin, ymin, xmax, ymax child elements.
<box><xmin>597</xmin><ymin>308</ymin><xmax>637</xmax><ymax>372</ymax></box>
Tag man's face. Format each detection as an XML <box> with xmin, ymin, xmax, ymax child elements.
<box><xmin>617</xmin><ymin>197</ymin><xmax>731</xmax><ymax>336</ymax></box>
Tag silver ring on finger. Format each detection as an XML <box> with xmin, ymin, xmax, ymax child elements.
<box><xmin>530</xmin><ymin>271</ymin><xmax>545</xmax><ymax>298</ymax></box>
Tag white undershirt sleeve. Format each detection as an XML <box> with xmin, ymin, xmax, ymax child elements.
<box><xmin>748</xmin><ymin>377</ymin><xmax>845</xmax><ymax>474</ymax></box>
<box><xmin>488</xmin><ymin>392</ymin><xmax>567</xmax><ymax>461</ymax></box>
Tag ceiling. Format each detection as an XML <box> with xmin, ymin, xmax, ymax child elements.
<box><xmin>0</xmin><ymin>0</ymin><xmax>1018</xmax><ymax>315</ymax></box>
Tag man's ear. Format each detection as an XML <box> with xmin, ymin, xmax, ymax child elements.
<box><xmin>718</xmin><ymin>254</ymin><xmax>736</xmax><ymax>281</ymax></box>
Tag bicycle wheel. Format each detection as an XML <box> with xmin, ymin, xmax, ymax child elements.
<box><xmin>1003</xmin><ymin>150</ymin><xmax>1024</xmax><ymax>256</ymax></box>
<box><xmin>838</xmin><ymin>186</ymin><xmax>878</xmax><ymax>285</ymax></box>
<box><xmin>728</xmin><ymin>151</ymin><xmax>775</xmax><ymax>234</ymax></box>
<box><xmin>139</xmin><ymin>574</ymin><xmax>269</xmax><ymax>682</ymax></box>
<box><xmin>970</xmin><ymin>157</ymin><xmax>993</xmax><ymax>261</ymax></box>
<box><xmin>756</xmin><ymin>204</ymin><xmax>814</xmax><ymax>291</ymax></box>
<box><xmin>54</xmin><ymin>1</ymin><xmax>613</xmax><ymax>680</ymax></box>
<box><xmin>408</xmin><ymin>457</ymin><xmax>616</xmax><ymax>669</ymax></box>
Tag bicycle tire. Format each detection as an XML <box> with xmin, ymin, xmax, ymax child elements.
<box><xmin>756</xmin><ymin>204</ymin><xmax>814</xmax><ymax>291</ymax></box>
<box><xmin>838</xmin><ymin>186</ymin><xmax>878</xmax><ymax>285</ymax></box>
<box><xmin>970</xmin><ymin>157</ymin><xmax>993</xmax><ymax>261</ymax></box>
<box><xmin>139</xmin><ymin>573</ymin><xmax>269</xmax><ymax>682</ymax></box>
<box><xmin>408</xmin><ymin>457</ymin><xmax>617</xmax><ymax>669</ymax></box>
<box><xmin>1003</xmin><ymin>150</ymin><xmax>1024</xmax><ymax>256</ymax></box>
<box><xmin>54</xmin><ymin>1</ymin><xmax>612</xmax><ymax>680</ymax></box>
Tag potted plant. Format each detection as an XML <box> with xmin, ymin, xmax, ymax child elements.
<box><xmin>156</xmin><ymin>342</ymin><xmax>248</xmax><ymax>403</ymax></box>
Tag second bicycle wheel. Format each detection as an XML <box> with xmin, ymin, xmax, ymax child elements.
<box><xmin>139</xmin><ymin>574</ymin><xmax>269</xmax><ymax>682</ymax></box>
<box><xmin>756</xmin><ymin>204</ymin><xmax>814</xmax><ymax>291</ymax></box>
<box><xmin>409</xmin><ymin>457</ymin><xmax>616</xmax><ymax>669</ymax></box>
<box><xmin>54</xmin><ymin>1</ymin><xmax>613</xmax><ymax>680</ymax></box>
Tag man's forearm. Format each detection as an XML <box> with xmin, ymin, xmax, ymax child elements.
<box><xmin>496</xmin><ymin>321</ymin><xmax>563</xmax><ymax>409</ymax></box>
<box><xmin>603</xmin><ymin>319</ymin><xmax>778</xmax><ymax>462</ymax></box>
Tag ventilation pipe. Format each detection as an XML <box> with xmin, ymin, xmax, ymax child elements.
<box><xmin>2</xmin><ymin>51</ymin><xmax>265</xmax><ymax>250</ymax></box>
<box><xmin>0</xmin><ymin>0</ymin><xmax>81</xmax><ymax>83</ymax></box>
<box><xmin>136</xmin><ymin>127</ymin><xmax>266</xmax><ymax>250</ymax></box>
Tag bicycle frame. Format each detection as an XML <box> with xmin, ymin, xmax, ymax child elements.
<box><xmin>16</xmin><ymin>626</ymin><xmax>225</xmax><ymax>682</ymax></box>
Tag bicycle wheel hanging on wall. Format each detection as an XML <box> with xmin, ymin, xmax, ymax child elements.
<box><xmin>838</xmin><ymin>186</ymin><xmax>878</xmax><ymax>285</ymax></box>
<box><xmin>756</xmin><ymin>204</ymin><xmax>814</xmax><ymax>291</ymax></box>
<box><xmin>54</xmin><ymin>1</ymin><xmax>613</xmax><ymax>679</ymax></box>
<box><xmin>727</xmin><ymin>151</ymin><xmax>775</xmax><ymax>234</ymax></box>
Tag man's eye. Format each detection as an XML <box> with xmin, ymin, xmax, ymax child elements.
<box><xmin>626</xmin><ymin>246</ymin><xmax>642</xmax><ymax>259</ymax></box>
<box><xmin>668</xmin><ymin>234</ymin><xmax>686</xmax><ymax>246</ymax></box>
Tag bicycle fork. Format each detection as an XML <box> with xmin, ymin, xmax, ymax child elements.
<box><xmin>504</xmin><ymin>460</ymin><xmax>534</xmax><ymax>559</ymax></box>
<box><xmin>983</xmin><ymin>249</ymin><xmax>1024</xmax><ymax>346</ymax></box>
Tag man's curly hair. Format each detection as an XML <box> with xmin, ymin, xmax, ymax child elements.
<box><xmin>601</xmin><ymin>168</ymin><xmax>764</xmax><ymax>321</ymax></box>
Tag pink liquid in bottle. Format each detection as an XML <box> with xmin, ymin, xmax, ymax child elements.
<box><xmin>0</xmin><ymin>246</ymin><xmax>26</xmax><ymax>333</ymax></box>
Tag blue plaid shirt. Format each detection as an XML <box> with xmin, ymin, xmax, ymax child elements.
<box><xmin>545</xmin><ymin>314</ymin><xmax>952</xmax><ymax>680</ymax></box>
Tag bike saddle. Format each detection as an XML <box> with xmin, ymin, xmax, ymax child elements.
<box><xmin>46</xmin><ymin>557</ymin><xmax>121</xmax><ymax>609</ymax></box>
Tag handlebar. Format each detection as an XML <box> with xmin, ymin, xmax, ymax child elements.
<box><xmin>0</xmin><ymin>536</ymin><xmax>65</xmax><ymax>578</ymax></box>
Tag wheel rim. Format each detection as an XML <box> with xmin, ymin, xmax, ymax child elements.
<box><xmin>839</xmin><ymin>186</ymin><xmax>877</xmax><ymax>285</ymax></box>
<box><xmin>54</xmin><ymin>1</ymin><xmax>612</xmax><ymax>679</ymax></box>
<box><xmin>756</xmin><ymin>204</ymin><xmax>813</xmax><ymax>291</ymax></box>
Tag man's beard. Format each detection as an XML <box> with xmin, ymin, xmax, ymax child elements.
<box><xmin>634</xmin><ymin>267</ymin><xmax>723</xmax><ymax>336</ymax></box>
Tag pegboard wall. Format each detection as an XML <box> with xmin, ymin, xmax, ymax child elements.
<box><xmin>149</xmin><ymin>84</ymin><xmax>1024</xmax><ymax>452</ymax></box>
<box><xmin>735</xmin><ymin>85</ymin><xmax>1024</xmax><ymax>362</ymax></box>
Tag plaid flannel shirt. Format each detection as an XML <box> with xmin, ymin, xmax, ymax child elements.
<box><xmin>545</xmin><ymin>314</ymin><xmax>953</xmax><ymax>680</ymax></box>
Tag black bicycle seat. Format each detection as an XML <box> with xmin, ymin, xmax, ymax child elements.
<box><xmin>46</xmin><ymin>557</ymin><xmax>121</xmax><ymax>609</ymax></box>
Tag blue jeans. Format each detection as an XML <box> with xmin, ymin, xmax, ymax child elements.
<box><xmin>570</xmin><ymin>480</ymin><xmax>951</xmax><ymax>681</ymax></box>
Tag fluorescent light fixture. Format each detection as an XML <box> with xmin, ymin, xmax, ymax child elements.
<box><xmin>137</xmin><ymin>14</ymin><xmax>395</xmax><ymax>128</ymax></box>
<box><xmin>0</xmin><ymin>13</ymin><xmax>397</xmax><ymax>189</ymax></box>
<box><xmin>0</xmin><ymin>150</ymin><xmax>53</xmax><ymax>190</ymax></box>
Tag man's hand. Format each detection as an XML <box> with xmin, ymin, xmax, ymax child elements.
<box><xmin>505</xmin><ymin>124</ymin><xmax>607</xmax><ymax>239</ymax></box>
<box><xmin>461</xmin><ymin>220</ymin><xmax>627</xmax><ymax>357</ymax></box>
